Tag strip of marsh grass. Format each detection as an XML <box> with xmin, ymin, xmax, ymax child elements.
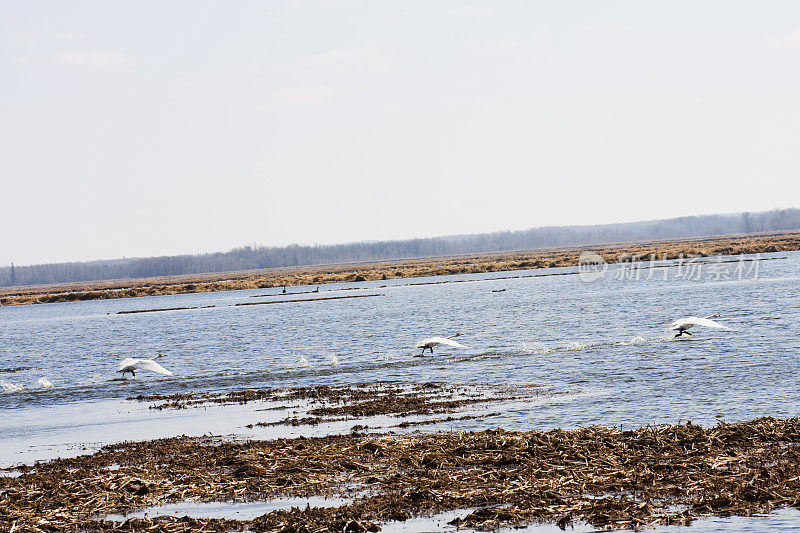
<box><xmin>2</xmin><ymin>231</ymin><xmax>799</xmax><ymax>307</ymax></box>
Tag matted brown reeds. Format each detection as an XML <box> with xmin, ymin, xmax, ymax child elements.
<box><xmin>3</xmin><ymin>416</ymin><xmax>800</xmax><ymax>532</ymax></box>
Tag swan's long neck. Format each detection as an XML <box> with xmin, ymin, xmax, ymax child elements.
<box><xmin>703</xmin><ymin>314</ymin><xmax>718</xmax><ymax>319</ymax></box>
<box><xmin>446</xmin><ymin>333</ymin><xmax>462</xmax><ymax>339</ymax></box>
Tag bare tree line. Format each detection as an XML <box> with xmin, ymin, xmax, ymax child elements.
<box><xmin>2</xmin><ymin>208</ymin><xmax>798</xmax><ymax>287</ymax></box>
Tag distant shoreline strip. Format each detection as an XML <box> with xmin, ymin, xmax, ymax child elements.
<box><xmin>397</xmin><ymin>255</ymin><xmax>785</xmax><ymax>287</ymax></box>
<box><xmin>112</xmin><ymin>255</ymin><xmax>784</xmax><ymax>315</ymax></box>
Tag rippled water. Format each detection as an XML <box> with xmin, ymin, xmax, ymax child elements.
<box><xmin>1</xmin><ymin>252</ymin><xmax>800</xmax><ymax>528</ymax></box>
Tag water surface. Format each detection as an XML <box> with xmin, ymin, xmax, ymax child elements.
<box><xmin>1</xmin><ymin>252</ymin><xmax>799</xmax><ymax>531</ymax></box>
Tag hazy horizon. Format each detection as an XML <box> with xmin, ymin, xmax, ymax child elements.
<box><xmin>0</xmin><ymin>207</ymin><xmax>800</xmax><ymax>272</ymax></box>
<box><xmin>2</xmin><ymin>206</ymin><xmax>798</xmax><ymax>268</ymax></box>
<box><xmin>3</xmin><ymin>1</ymin><xmax>800</xmax><ymax>266</ymax></box>
<box><xmin>1</xmin><ymin>206</ymin><xmax>794</xmax><ymax>268</ymax></box>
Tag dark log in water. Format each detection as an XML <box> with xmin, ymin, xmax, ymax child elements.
<box><xmin>233</xmin><ymin>293</ymin><xmax>383</xmax><ymax>307</ymax></box>
<box><xmin>115</xmin><ymin>294</ymin><xmax>383</xmax><ymax>314</ymax></box>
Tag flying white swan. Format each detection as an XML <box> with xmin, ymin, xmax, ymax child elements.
<box><xmin>118</xmin><ymin>353</ymin><xmax>173</xmax><ymax>377</ymax></box>
<box><xmin>415</xmin><ymin>333</ymin><xmax>467</xmax><ymax>356</ymax></box>
<box><xmin>668</xmin><ymin>314</ymin><xmax>731</xmax><ymax>338</ymax></box>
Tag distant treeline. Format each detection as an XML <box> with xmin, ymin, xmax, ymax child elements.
<box><xmin>2</xmin><ymin>208</ymin><xmax>799</xmax><ymax>287</ymax></box>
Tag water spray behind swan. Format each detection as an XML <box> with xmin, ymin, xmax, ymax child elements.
<box><xmin>1</xmin><ymin>380</ymin><xmax>23</xmax><ymax>392</ymax></box>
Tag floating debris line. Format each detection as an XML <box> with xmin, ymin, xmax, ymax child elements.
<box><xmin>234</xmin><ymin>293</ymin><xmax>383</xmax><ymax>307</ymax></box>
<box><xmin>117</xmin><ymin>304</ymin><xmax>216</xmax><ymax>314</ymax></box>
<box><xmin>0</xmin><ymin>367</ymin><xmax>35</xmax><ymax>374</ymax></box>
<box><xmin>116</xmin><ymin>293</ymin><xmax>383</xmax><ymax>314</ymax></box>
<box><xmin>251</xmin><ymin>288</ymin><xmax>321</xmax><ymax>298</ymax></box>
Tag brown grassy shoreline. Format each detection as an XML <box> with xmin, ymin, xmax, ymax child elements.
<box><xmin>2</xmin><ymin>231</ymin><xmax>799</xmax><ymax>307</ymax></box>
<box><xmin>3</xmin><ymin>417</ymin><xmax>800</xmax><ymax>532</ymax></box>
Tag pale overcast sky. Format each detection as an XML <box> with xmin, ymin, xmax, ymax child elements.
<box><xmin>2</xmin><ymin>1</ymin><xmax>800</xmax><ymax>266</ymax></box>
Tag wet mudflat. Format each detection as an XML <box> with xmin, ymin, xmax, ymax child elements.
<box><xmin>130</xmin><ymin>381</ymin><xmax>549</xmax><ymax>434</ymax></box>
<box><xmin>3</xmin><ymin>414</ymin><xmax>800</xmax><ymax>532</ymax></box>
<box><xmin>131</xmin><ymin>381</ymin><xmax>549</xmax><ymax>416</ymax></box>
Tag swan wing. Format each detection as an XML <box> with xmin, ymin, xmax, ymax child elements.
<box><xmin>415</xmin><ymin>337</ymin><xmax>440</xmax><ymax>348</ymax></box>
<box><xmin>686</xmin><ymin>317</ymin><xmax>731</xmax><ymax>329</ymax></box>
<box><xmin>670</xmin><ymin>316</ymin><xmax>730</xmax><ymax>330</ymax></box>
<box><xmin>668</xmin><ymin>318</ymin><xmax>692</xmax><ymax>330</ymax></box>
<box><xmin>438</xmin><ymin>338</ymin><xmax>467</xmax><ymax>348</ymax></box>
<box><xmin>118</xmin><ymin>357</ymin><xmax>137</xmax><ymax>371</ymax></box>
<box><xmin>421</xmin><ymin>336</ymin><xmax>467</xmax><ymax>348</ymax></box>
<box><xmin>136</xmin><ymin>359</ymin><xmax>174</xmax><ymax>376</ymax></box>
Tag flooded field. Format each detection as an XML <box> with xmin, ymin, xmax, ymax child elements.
<box><xmin>1</xmin><ymin>251</ymin><xmax>799</xmax><ymax>531</ymax></box>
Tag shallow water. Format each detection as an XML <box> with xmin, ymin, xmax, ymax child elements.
<box><xmin>1</xmin><ymin>252</ymin><xmax>799</xmax><ymax>529</ymax></box>
<box><xmin>382</xmin><ymin>507</ymin><xmax>800</xmax><ymax>532</ymax></box>
<box><xmin>381</xmin><ymin>507</ymin><xmax>800</xmax><ymax>532</ymax></box>
<box><xmin>102</xmin><ymin>496</ymin><xmax>352</xmax><ymax>522</ymax></box>
<box><xmin>99</xmin><ymin>503</ymin><xmax>800</xmax><ymax>532</ymax></box>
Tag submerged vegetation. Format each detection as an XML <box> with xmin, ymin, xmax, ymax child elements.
<box><xmin>128</xmin><ymin>381</ymin><xmax>554</xmax><ymax>417</ymax></box>
<box><xmin>1</xmin><ymin>232</ymin><xmax>799</xmax><ymax>307</ymax></box>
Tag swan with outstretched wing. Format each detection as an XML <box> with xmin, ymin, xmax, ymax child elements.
<box><xmin>415</xmin><ymin>333</ymin><xmax>467</xmax><ymax>356</ymax></box>
<box><xmin>669</xmin><ymin>314</ymin><xmax>731</xmax><ymax>338</ymax></box>
<box><xmin>118</xmin><ymin>353</ymin><xmax>173</xmax><ymax>377</ymax></box>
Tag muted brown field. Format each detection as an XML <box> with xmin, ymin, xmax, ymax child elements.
<box><xmin>2</xmin><ymin>231</ymin><xmax>799</xmax><ymax>307</ymax></box>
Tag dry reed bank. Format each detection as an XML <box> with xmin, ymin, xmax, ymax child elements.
<box><xmin>2</xmin><ymin>232</ymin><xmax>798</xmax><ymax>307</ymax></box>
<box><xmin>3</xmin><ymin>415</ymin><xmax>800</xmax><ymax>532</ymax></box>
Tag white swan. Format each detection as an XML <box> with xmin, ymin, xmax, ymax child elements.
<box><xmin>669</xmin><ymin>314</ymin><xmax>731</xmax><ymax>338</ymax></box>
<box><xmin>118</xmin><ymin>353</ymin><xmax>173</xmax><ymax>377</ymax></box>
<box><xmin>1</xmin><ymin>380</ymin><xmax>23</xmax><ymax>392</ymax></box>
<box><xmin>415</xmin><ymin>333</ymin><xmax>467</xmax><ymax>356</ymax></box>
<box><xmin>37</xmin><ymin>377</ymin><xmax>53</xmax><ymax>388</ymax></box>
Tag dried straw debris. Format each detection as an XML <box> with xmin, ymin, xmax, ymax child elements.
<box><xmin>4</xmin><ymin>417</ymin><xmax>800</xmax><ymax>531</ymax></box>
